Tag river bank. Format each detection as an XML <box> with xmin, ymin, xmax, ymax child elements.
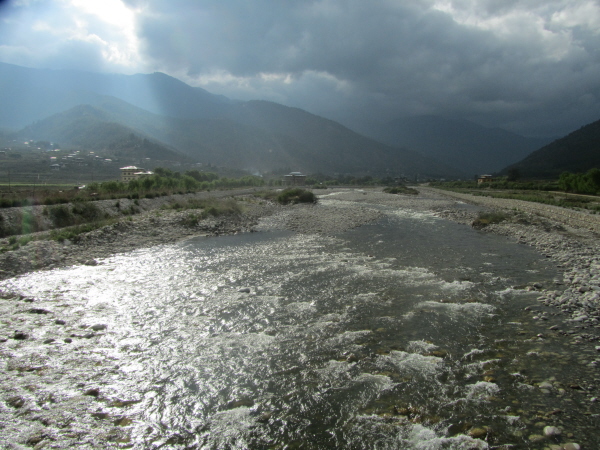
<box><xmin>0</xmin><ymin>187</ymin><xmax>598</xmax><ymax>449</ymax></box>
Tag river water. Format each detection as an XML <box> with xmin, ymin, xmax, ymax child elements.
<box><xmin>2</xmin><ymin>197</ymin><xmax>598</xmax><ymax>449</ymax></box>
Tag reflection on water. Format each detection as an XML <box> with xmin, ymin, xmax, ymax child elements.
<box><xmin>3</xmin><ymin>205</ymin><xmax>597</xmax><ymax>449</ymax></box>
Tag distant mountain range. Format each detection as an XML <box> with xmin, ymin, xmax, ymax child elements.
<box><xmin>0</xmin><ymin>62</ymin><xmax>459</xmax><ymax>177</ymax></box>
<box><xmin>367</xmin><ymin>115</ymin><xmax>551</xmax><ymax>176</ymax></box>
<box><xmin>501</xmin><ymin>118</ymin><xmax>600</xmax><ymax>178</ymax></box>
<box><xmin>2</xmin><ymin>61</ymin><xmax>593</xmax><ymax>179</ymax></box>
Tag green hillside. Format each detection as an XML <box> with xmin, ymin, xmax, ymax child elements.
<box><xmin>502</xmin><ymin>119</ymin><xmax>600</xmax><ymax>178</ymax></box>
<box><xmin>17</xmin><ymin>104</ymin><xmax>191</xmax><ymax>163</ymax></box>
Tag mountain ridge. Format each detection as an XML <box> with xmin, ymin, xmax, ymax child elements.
<box><xmin>368</xmin><ymin>114</ymin><xmax>551</xmax><ymax>176</ymax></box>
<box><xmin>501</xmin><ymin>118</ymin><xmax>600</xmax><ymax>178</ymax></box>
<box><xmin>0</xmin><ymin>62</ymin><xmax>522</xmax><ymax>177</ymax></box>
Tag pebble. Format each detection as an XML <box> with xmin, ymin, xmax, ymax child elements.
<box><xmin>528</xmin><ymin>434</ymin><xmax>545</xmax><ymax>442</ymax></box>
<box><xmin>543</xmin><ymin>426</ymin><xmax>561</xmax><ymax>437</ymax></box>
<box><xmin>84</xmin><ymin>388</ymin><xmax>100</xmax><ymax>397</ymax></box>
<box><xmin>468</xmin><ymin>427</ymin><xmax>487</xmax><ymax>439</ymax></box>
<box><xmin>13</xmin><ymin>330</ymin><xmax>28</xmax><ymax>340</ymax></box>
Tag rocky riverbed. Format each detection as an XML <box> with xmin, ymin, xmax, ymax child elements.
<box><xmin>0</xmin><ymin>187</ymin><xmax>598</xmax><ymax>449</ymax></box>
<box><xmin>424</xmin><ymin>187</ymin><xmax>600</xmax><ymax>341</ymax></box>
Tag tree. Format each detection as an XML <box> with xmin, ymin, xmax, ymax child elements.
<box><xmin>506</xmin><ymin>168</ymin><xmax>520</xmax><ymax>182</ymax></box>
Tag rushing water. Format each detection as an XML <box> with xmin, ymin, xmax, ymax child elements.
<box><xmin>3</xmin><ymin>201</ymin><xmax>599</xmax><ymax>449</ymax></box>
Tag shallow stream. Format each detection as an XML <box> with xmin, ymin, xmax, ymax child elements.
<box><xmin>2</xmin><ymin>199</ymin><xmax>599</xmax><ymax>449</ymax></box>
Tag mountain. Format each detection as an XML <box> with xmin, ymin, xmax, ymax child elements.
<box><xmin>0</xmin><ymin>61</ymin><xmax>230</xmax><ymax>128</ymax></box>
<box><xmin>0</xmin><ymin>62</ymin><xmax>460</xmax><ymax>176</ymax></box>
<box><xmin>16</xmin><ymin>97</ymin><xmax>458</xmax><ymax>176</ymax></box>
<box><xmin>369</xmin><ymin>115</ymin><xmax>551</xmax><ymax>176</ymax></box>
<box><xmin>501</xmin><ymin>119</ymin><xmax>600</xmax><ymax>178</ymax></box>
<box><xmin>17</xmin><ymin>104</ymin><xmax>191</xmax><ymax>162</ymax></box>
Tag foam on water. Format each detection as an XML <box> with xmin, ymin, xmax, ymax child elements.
<box><xmin>390</xmin><ymin>208</ymin><xmax>440</xmax><ymax>223</ymax></box>
<box><xmin>378</xmin><ymin>350</ymin><xmax>444</xmax><ymax>376</ymax></box>
<box><xmin>415</xmin><ymin>301</ymin><xmax>495</xmax><ymax>318</ymax></box>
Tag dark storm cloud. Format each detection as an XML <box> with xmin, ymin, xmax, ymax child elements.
<box><xmin>124</xmin><ymin>0</ymin><xmax>600</xmax><ymax>136</ymax></box>
<box><xmin>1</xmin><ymin>0</ymin><xmax>600</xmax><ymax>136</ymax></box>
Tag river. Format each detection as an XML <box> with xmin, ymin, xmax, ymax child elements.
<box><xmin>1</xmin><ymin>194</ymin><xmax>598</xmax><ymax>449</ymax></box>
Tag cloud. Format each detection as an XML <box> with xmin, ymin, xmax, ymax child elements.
<box><xmin>0</xmin><ymin>0</ymin><xmax>141</xmax><ymax>71</ymax></box>
<box><xmin>125</xmin><ymin>0</ymin><xmax>600</xmax><ymax>135</ymax></box>
<box><xmin>1</xmin><ymin>0</ymin><xmax>600</xmax><ymax>136</ymax></box>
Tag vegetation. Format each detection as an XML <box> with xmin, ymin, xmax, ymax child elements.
<box><xmin>383</xmin><ymin>186</ymin><xmax>419</xmax><ymax>195</ymax></box>
<box><xmin>558</xmin><ymin>168</ymin><xmax>600</xmax><ymax>195</ymax></box>
<box><xmin>162</xmin><ymin>197</ymin><xmax>242</xmax><ymax>216</ymax></box>
<box><xmin>429</xmin><ymin>179</ymin><xmax>559</xmax><ymax>191</ymax></box>
<box><xmin>471</xmin><ymin>211</ymin><xmax>508</xmax><ymax>228</ymax></box>
<box><xmin>276</xmin><ymin>188</ymin><xmax>317</xmax><ymax>205</ymax></box>
<box><xmin>502</xmin><ymin>118</ymin><xmax>600</xmax><ymax>178</ymax></box>
<box><xmin>48</xmin><ymin>221</ymin><xmax>113</xmax><ymax>243</ymax></box>
<box><xmin>431</xmin><ymin>173</ymin><xmax>600</xmax><ymax>213</ymax></box>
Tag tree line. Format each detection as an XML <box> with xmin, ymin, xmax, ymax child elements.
<box><xmin>558</xmin><ymin>168</ymin><xmax>600</xmax><ymax>195</ymax></box>
<box><xmin>86</xmin><ymin>168</ymin><xmax>266</xmax><ymax>195</ymax></box>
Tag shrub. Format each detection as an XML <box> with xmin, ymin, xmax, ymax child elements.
<box><xmin>472</xmin><ymin>211</ymin><xmax>508</xmax><ymax>228</ymax></box>
<box><xmin>49</xmin><ymin>205</ymin><xmax>75</xmax><ymax>228</ymax></box>
<box><xmin>276</xmin><ymin>188</ymin><xmax>317</xmax><ymax>205</ymax></box>
<box><xmin>383</xmin><ymin>186</ymin><xmax>419</xmax><ymax>195</ymax></box>
<box><xmin>180</xmin><ymin>212</ymin><xmax>203</xmax><ymax>228</ymax></box>
<box><xmin>71</xmin><ymin>202</ymin><xmax>103</xmax><ymax>222</ymax></box>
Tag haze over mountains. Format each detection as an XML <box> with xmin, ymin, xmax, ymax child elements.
<box><xmin>369</xmin><ymin>116</ymin><xmax>552</xmax><ymax>177</ymax></box>
<box><xmin>0</xmin><ymin>62</ymin><xmax>595</xmax><ymax>178</ymax></box>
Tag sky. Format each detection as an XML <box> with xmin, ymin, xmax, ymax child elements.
<box><xmin>1</xmin><ymin>0</ymin><xmax>600</xmax><ymax>137</ymax></box>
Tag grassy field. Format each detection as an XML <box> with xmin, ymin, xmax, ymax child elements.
<box><xmin>434</xmin><ymin>186</ymin><xmax>600</xmax><ymax>213</ymax></box>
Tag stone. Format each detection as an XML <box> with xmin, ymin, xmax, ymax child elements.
<box><xmin>55</xmin><ymin>319</ymin><xmax>66</xmax><ymax>325</ymax></box>
<box><xmin>7</xmin><ymin>396</ymin><xmax>25</xmax><ymax>408</ymax></box>
<box><xmin>64</xmin><ymin>337</ymin><xmax>72</xmax><ymax>343</ymax></box>
<box><xmin>84</xmin><ymin>388</ymin><xmax>100</xmax><ymax>397</ymax></box>
<box><xmin>563</xmin><ymin>444</ymin><xmax>581</xmax><ymax>450</ymax></box>
<box><xmin>13</xmin><ymin>330</ymin><xmax>28</xmax><ymax>340</ymax></box>
<box><xmin>543</xmin><ymin>426</ymin><xmax>561</xmax><ymax>437</ymax></box>
<box><xmin>91</xmin><ymin>324</ymin><xmax>107</xmax><ymax>331</ymax></box>
<box><xmin>528</xmin><ymin>434</ymin><xmax>545</xmax><ymax>442</ymax></box>
<box><xmin>468</xmin><ymin>428</ymin><xmax>487</xmax><ymax>439</ymax></box>
<box><xmin>238</xmin><ymin>287</ymin><xmax>251</xmax><ymax>293</ymax></box>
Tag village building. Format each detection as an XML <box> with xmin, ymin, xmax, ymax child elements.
<box><xmin>477</xmin><ymin>174</ymin><xmax>494</xmax><ymax>185</ymax></box>
<box><xmin>283</xmin><ymin>172</ymin><xmax>307</xmax><ymax>186</ymax></box>
<box><xmin>120</xmin><ymin>166</ymin><xmax>154</xmax><ymax>182</ymax></box>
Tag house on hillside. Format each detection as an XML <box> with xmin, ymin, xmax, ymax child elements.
<box><xmin>120</xmin><ymin>166</ymin><xmax>154</xmax><ymax>182</ymax></box>
<box><xmin>477</xmin><ymin>174</ymin><xmax>494</xmax><ymax>185</ymax></box>
<box><xmin>283</xmin><ymin>172</ymin><xmax>307</xmax><ymax>186</ymax></box>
